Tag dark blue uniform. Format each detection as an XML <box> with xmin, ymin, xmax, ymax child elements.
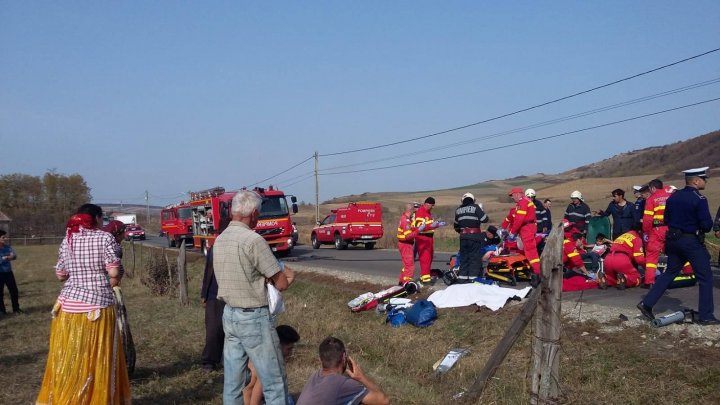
<box><xmin>453</xmin><ymin>202</ymin><xmax>488</xmax><ymax>281</ymax></box>
<box><xmin>598</xmin><ymin>201</ymin><xmax>635</xmax><ymax>240</ymax></box>
<box><xmin>642</xmin><ymin>186</ymin><xmax>715</xmax><ymax>321</ymax></box>
<box><xmin>633</xmin><ymin>197</ymin><xmax>646</xmax><ymax>227</ymax></box>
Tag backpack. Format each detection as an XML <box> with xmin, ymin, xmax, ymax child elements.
<box><xmin>403</xmin><ymin>299</ymin><xmax>438</xmax><ymax>327</ymax></box>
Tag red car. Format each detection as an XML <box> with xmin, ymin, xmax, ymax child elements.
<box><xmin>124</xmin><ymin>225</ymin><xmax>146</xmax><ymax>241</ymax></box>
<box><xmin>311</xmin><ymin>202</ymin><xmax>383</xmax><ymax>250</ymax></box>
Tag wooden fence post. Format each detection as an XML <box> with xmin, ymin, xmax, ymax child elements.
<box><xmin>463</xmin><ymin>287</ymin><xmax>540</xmax><ymax>402</ymax></box>
<box><xmin>529</xmin><ymin>225</ymin><xmax>564</xmax><ymax>404</ymax></box>
<box><xmin>177</xmin><ymin>240</ymin><xmax>188</xmax><ymax>305</ymax></box>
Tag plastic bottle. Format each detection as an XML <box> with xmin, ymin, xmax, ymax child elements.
<box><xmin>651</xmin><ymin>310</ymin><xmax>686</xmax><ymax>328</ymax></box>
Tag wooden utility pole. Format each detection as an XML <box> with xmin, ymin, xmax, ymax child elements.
<box><xmin>177</xmin><ymin>240</ymin><xmax>188</xmax><ymax>305</ymax></box>
<box><xmin>145</xmin><ymin>190</ymin><xmax>150</xmax><ymax>223</ymax></box>
<box><xmin>314</xmin><ymin>151</ymin><xmax>320</xmax><ymax>223</ymax></box>
<box><xmin>529</xmin><ymin>225</ymin><xmax>564</xmax><ymax>404</ymax></box>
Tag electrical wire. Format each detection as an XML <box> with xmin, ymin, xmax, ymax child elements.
<box><xmin>320</xmin><ymin>47</ymin><xmax>720</xmax><ymax>157</ymax></box>
<box><xmin>245</xmin><ymin>155</ymin><xmax>315</xmax><ymax>188</ymax></box>
<box><xmin>319</xmin><ymin>77</ymin><xmax>720</xmax><ymax>172</ymax></box>
<box><xmin>320</xmin><ymin>97</ymin><xmax>720</xmax><ymax>175</ymax></box>
<box><xmin>278</xmin><ymin>173</ymin><xmax>315</xmax><ymax>188</ymax></box>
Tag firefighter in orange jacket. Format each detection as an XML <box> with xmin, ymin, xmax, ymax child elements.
<box><xmin>600</xmin><ymin>226</ymin><xmax>645</xmax><ymax>289</ymax></box>
<box><xmin>397</xmin><ymin>203</ymin><xmax>416</xmax><ymax>284</ymax></box>
<box><xmin>411</xmin><ymin>197</ymin><xmax>445</xmax><ymax>284</ymax></box>
<box><xmin>563</xmin><ymin>232</ymin><xmax>591</xmax><ymax>277</ymax></box>
<box><xmin>642</xmin><ymin>178</ymin><xmax>670</xmax><ymax>287</ymax></box>
<box><xmin>501</xmin><ymin>187</ymin><xmax>541</xmax><ymax>274</ymax></box>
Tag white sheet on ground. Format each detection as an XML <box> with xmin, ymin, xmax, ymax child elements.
<box><xmin>428</xmin><ymin>284</ymin><xmax>532</xmax><ymax>311</ymax></box>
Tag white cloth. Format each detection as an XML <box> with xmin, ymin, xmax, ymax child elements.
<box><xmin>428</xmin><ymin>284</ymin><xmax>532</xmax><ymax>311</ymax></box>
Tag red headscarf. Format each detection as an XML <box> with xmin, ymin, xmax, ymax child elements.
<box><xmin>102</xmin><ymin>220</ymin><xmax>126</xmax><ymax>237</ymax></box>
<box><xmin>66</xmin><ymin>213</ymin><xmax>96</xmax><ymax>250</ymax></box>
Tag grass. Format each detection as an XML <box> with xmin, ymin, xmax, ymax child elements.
<box><xmin>2</xmin><ymin>244</ymin><xmax>720</xmax><ymax>404</ymax></box>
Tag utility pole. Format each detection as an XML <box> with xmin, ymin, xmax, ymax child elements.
<box><xmin>314</xmin><ymin>151</ymin><xmax>320</xmax><ymax>223</ymax></box>
<box><xmin>145</xmin><ymin>190</ymin><xmax>150</xmax><ymax>224</ymax></box>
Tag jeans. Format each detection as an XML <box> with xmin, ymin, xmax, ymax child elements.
<box><xmin>222</xmin><ymin>305</ymin><xmax>288</xmax><ymax>405</ymax></box>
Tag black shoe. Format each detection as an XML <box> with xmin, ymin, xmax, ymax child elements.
<box><xmin>637</xmin><ymin>302</ymin><xmax>655</xmax><ymax>321</ymax></box>
<box><xmin>598</xmin><ymin>273</ymin><xmax>608</xmax><ymax>290</ymax></box>
<box><xmin>14</xmin><ymin>309</ymin><xmax>24</xmax><ymax>315</ymax></box>
<box><xmin>615</xmin><ymin>274</ymin><xmax>626</xmax><ymax>291</ymax></box>
<box><xmin>696</xmin><ymin>318</ymin><xmax>720</xmax><ymax>326</ymax></box>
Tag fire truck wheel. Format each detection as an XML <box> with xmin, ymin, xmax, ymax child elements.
<box><xmin>364</xmin><ymin>242</ymin><xmax>375</xmax><ymax>250</ymax></box>
<box><xmin>311</xmin><ymin>234</ymin><xmax>321</xmax><ymax>249</ymax></box>
<box><xmin>167</xmin><ymin>236</ymin><xmax>175</xmax><ymax>248</ymax></box>
<box><xmin>334</xmin><ymin>233</ymin><xmax>347</xmax><ymax>250</ymax></box>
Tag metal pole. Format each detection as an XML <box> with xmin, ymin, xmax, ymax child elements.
<box><xmin>314</xmin><ymin>151</ymin><xmax>320</xmax><ymax>223</ymax></box>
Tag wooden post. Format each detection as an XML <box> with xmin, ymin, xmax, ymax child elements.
<box><xmin>130</xmin><ymin>241</ymin><xmax>136</xmax><ymax>277</ymax></box>
<box><xmin>177</xmin><ymin>240</ymin><xmax>188</xmax><ymax>305</ymax></box>
<box><xmin>529</xmin><ymin>225</ymin><xmax>564</xmax><ymax>404</ymax></box>
<box><xmin>463</xmin><ymin>287</ymin><xmax>540</xmax><ymax>402</ymax></box>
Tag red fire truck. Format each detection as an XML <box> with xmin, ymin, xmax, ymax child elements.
<box><xmin>311</xmin><ymin>202</ymin><xmax>384</xmax><ymax>250</ymax></box>
<box><xmin>189</xmin><ymin>186</ymin><xmax>298</xmax><ymax>256</ymax></box>
<box><xmin>160</xmin><ymin>202</ymin><xmax>193</xmax><ymax>247</ymax></box>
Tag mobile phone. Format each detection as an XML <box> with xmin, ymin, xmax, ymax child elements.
<box><xmin>345</xmin><ymin>356</ymin><xmax>353</xmax><ymax>372</ymax></box>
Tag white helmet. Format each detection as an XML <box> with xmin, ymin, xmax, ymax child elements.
<box><xmin>570</xmin><ymin>190</ymin><xmax>583</xmax><ymax>200</ymax></box>
<box><xmin>462</xmin><ymin>192</ymin><xmax>475</xmax><ymax>202</ymax></box>
<box><xmin>525</xmin><ymin>188</ymin><xmax>536</xmax><ymax>198</ymax></box>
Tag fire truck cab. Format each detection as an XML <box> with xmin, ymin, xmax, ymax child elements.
<box><xmin>160</xmin><ymin>202</ymin><xmax>193</xmax><ymax>247</ymax></box>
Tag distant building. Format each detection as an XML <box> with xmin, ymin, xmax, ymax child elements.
<box><xmin>0</xmin><ymin>210</ymin><xmax>11</xmax><ymax>233</ymax></box>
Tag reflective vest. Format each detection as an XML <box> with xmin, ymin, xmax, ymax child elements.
<box><xmin>397</xmin><ymin>212</ymin><xmax>414</xmax><ymax>242</ymax></box>
<box><xmin>412</xmin><ymin>206</ymin><xmax>435</xmax><ymax>235</ymax></box>
<box><xmin>610</xmin><ymin>230</ymin><xmax>646</xmax><ymax>267</ymax></box>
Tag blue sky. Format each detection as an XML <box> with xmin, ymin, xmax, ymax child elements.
<box><xmin>1</xmin><ymin>2</ymin><xmax>719</xmax><ymax>205</ymax></box>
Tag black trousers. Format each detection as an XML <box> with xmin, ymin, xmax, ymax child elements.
<box><xmin>459</xmin><ymin>238</ymin><xmax>484</xmax><ymax>279</ymax></box>
<box><xmin>201</xmin><ymin>298</ymin><xmax>225</xmax><ymax>366</ymax></box>
<box><xmin>0</xmin><ymin>272</ymin><xmax>20</xmax><ymax>313</ymax></box>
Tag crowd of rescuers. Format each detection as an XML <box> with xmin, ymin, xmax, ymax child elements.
<box><xmin>442</xmin><ymin>166</ymin><xmax>718</xmax><ymax>323</ymax></box>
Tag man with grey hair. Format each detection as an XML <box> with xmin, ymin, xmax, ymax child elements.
<box><xmin>214</xmin><ymin>190</ymin><xmax>294</xmax><ymax>404</ymax></box>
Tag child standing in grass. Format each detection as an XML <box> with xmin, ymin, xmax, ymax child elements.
<box><xmin>0</xmin><ymin>229</ymin><xmax>22</xmax><ymax>315</ymax></box>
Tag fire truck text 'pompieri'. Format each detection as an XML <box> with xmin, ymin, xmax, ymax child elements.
<box><xmin>160</xmin><ymin>202</ymin><xmax>193</xmax><ymax>247</ymax></box>
<box><xmin>188</xmin><ymin>186</ymin><xmax>298</xmax><ymax>256</ymax></box>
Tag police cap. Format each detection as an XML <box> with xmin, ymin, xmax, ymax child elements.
<box><xmin>683</xmin><ymin>166</ymin><xmax>709</xmax><ymax>180</ymax></box>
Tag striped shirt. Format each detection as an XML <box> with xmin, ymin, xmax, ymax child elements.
<box><xmin>214</xmin><ymin>221</ymin><xmax>281</xmax><ymax>308</ymax></box>
<box><xmin>55</xmin><ymin>227</ymin><xmax>121</xmax><ymax>311</ymax></box>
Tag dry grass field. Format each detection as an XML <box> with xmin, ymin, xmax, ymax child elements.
<box><xmin>2</xmin><ymin>244</ymin><xmax>720</xmax><ymax>404</ymax></box>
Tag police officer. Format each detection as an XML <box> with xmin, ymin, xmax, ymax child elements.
<box><xmin>637</xmin><ymin>167</ymin><xmax>719</xmax><ymax>325</ymax></box>
<box><xmin>453</xmin><ymin>193</ymin><xmax>489</xmax><ymax>282</ymax></box>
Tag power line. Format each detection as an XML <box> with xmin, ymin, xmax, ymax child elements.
<box><xmin>320</xmin><ymin>77</ymin><xmax>720</xmax><ymax>172</ymax></box>
<box><xmin>278</xmin><ymin>173</ymin><xmax>315</xmax><ymax>188</ymax></box>
<box><xmin>244</xmin><ymin>155</ymin><xmax>314</xmax><ymax>188</ymax></box>
<box><xmin>320</xmin><ymin>97</ymin><xmax>720</xmax><ymax>175</ymax></box>
<box><xmin>320</xmin><ymin>47</ymin><xmax>720</xmax><ymax>157</ymax></box>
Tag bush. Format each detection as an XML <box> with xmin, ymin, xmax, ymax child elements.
<box><xmin>141</xmin><ymin>248</ymin><xmax>177</xmax><ymax>296</ymax></box>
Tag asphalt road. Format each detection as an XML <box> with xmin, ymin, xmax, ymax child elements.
<box><xmin>141</xmin><ymin>235</ymin><xmax>720</xmax><ymax>317</ymax></box>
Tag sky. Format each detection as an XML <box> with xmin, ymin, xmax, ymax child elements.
<box><xmin>1</xmin><ymin>2</ymin><xmax>719</xmax><ymax>206</ymax></box>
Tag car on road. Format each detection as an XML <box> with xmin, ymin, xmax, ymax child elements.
<box><xmin>311</xmin><ymin>202</ymin><xmax>383</xmax><ymax>250</ymax></box>
<box><xmin>124</xmin><ymin>225</ymin><xmax>146</xmax><ymax>241</ymax></box>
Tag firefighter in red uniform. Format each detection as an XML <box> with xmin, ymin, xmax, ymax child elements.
<box><xmin>563</xmin><ymin>232</ymin><xmax>592</xmax><ymax>277</ymax></box>
<box><xmin>599</xmin><ymin>226</ymin><xmax>645</xmax><ymax>289</ymax></box>
<box><xmin>501</xmin><ymin>187</ymin><xmax>541</xmax><ymax>274</ymax></box>
<box><xmin>642</xmin><ymin>178</ymin><xmax>670</xmax><ymax>287</ymax></box>
<box><xmin>411</xmin><ymin>197</ymin><xmax>445</xmax><ymax>284</ymax></box>
<box><xmin>397</xmin><ymin>203</ymin><xmax>416</xmax><ymax>284</ymax></box>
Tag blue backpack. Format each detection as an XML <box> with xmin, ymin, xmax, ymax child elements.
<box><xmin>403</xmin><ymin>299</ymin><xmax>437</xmax><ymax>327</ymax></box>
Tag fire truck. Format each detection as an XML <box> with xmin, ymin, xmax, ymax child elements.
<box><xmin>160</xmin><ymin>202</ymin><xmax>193</xmax><ymax>247</ymax></box>
<box><xmin>189</xmin><ymin>186</ymin><xmax>298</xmax><ymax>256</ymax></box>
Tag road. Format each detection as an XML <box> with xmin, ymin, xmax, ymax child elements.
<box><xmin>141</xmin><ymin>235</ymin><xmax>720</xmax><ymax>317</ymax></box>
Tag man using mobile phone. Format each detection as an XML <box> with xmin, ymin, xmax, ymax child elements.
<box><xmin>297</xmin><ymin>336</ymin><xmax>389</xmax><ymax>405</ymax></box>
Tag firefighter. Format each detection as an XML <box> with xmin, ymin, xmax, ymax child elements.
<box><xmin>564</xmin><ymin>190</ymin><xmax>591</xmax><ymax>235</ymax></box>
<box><xmin>397</xmin><ymin>203</ymin><xmax>416</xmax><ymax>285</ymax></box>
<box><xmin>642</xmin><ymin>178</ymin><xmax>671</xmax><ymax>287</ymax></box>
<box><xmin>411</xmin><ymin>197</ymin><xmax>445</xmax><ymax>284</ymax></box>
<box><xmin>501</xmin><ymin>187</ymin><xmax>541</xmax><ymax>274</ymax></box>
<box><xmin>563</xmin><ymin>232</ymin><xmax>592</xmax><ymax>278</ymax></box>
<box><xmin>453</xmin><ymin>192</ymin><xmax>489</xmax><ymax>283</ymax></box>
<box><xmin>599</xmin><ymin>225</ymin><xmax>645</xmax><ymax>290</ymax></box>
<box><xmin>526</xmin><ymin>189</ymin><xmax>550</xmax><ymax>234</ymax></box>
<box><xmin>639</xmin><ymin>167</ymin><xmax>718</xmax><ymax>325</ymax></box>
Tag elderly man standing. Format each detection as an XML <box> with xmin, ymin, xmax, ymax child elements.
<box><xmin>214</xmin><ymin>190</ymin><xmax>293</xmax><ymax>405</ymax></box>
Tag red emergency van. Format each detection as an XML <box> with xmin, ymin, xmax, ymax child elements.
<box><xmin>311</xmin><ymin>202</ymin><xmax>384</xmax><ymax>250</ymax></box>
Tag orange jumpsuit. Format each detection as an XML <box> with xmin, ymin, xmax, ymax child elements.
<box><xmin>603</xmin><ymin>230</ymin><xmax>645</xmax><ymax>288</ymax></box>
<box><xmin>411</xmin><ymin>206</ymin><xmax>435</xmax><ymax>283</ymax></box>
<box><xmin>642</xmin><ymin>188</ymin><xmax>670</xmax><ymax>284</ymax></box>
<box><xmin>397</xmin><ymin>212</ymin><xmax>416</xmax><ymax>284</ymax></box>
<box><xmin>506</xmin><ymin>197</ymin><xmax>540</xmax><ymax>274</ymax></box>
